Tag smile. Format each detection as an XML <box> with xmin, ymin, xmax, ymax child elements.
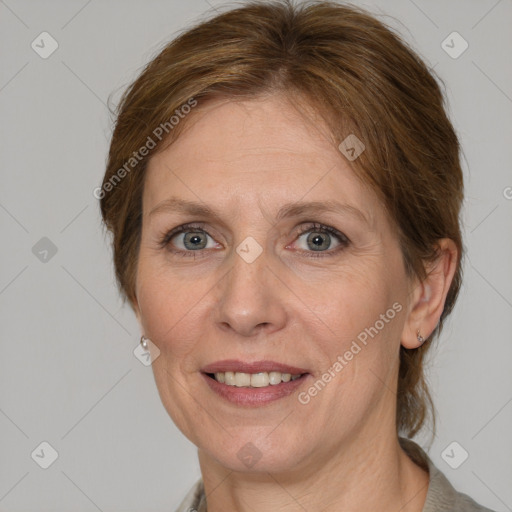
<box><xmin>200</xmin><ymin>360</ymin><xmax>311</xmax><ymax>406</ymax></box>
<box><xmin>208</xmin><ymin>371</ymin><xmax>303</xmax><ymax>387</ymax></box>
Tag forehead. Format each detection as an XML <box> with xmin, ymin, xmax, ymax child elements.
<box><xmin>143</xmin><ymin>95</ymin><xmax>382</xmax><ymax>228</ymax></box>
<box><xmin>151</xmin><ymin>95</ymin><xmax>337</xmax><ymax>171</ymax></box>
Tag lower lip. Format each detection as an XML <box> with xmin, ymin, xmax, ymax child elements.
<box><xmin>201</xmin><ymin>373</ymin><xmax>310</xmax><ymax>406</ymax></box>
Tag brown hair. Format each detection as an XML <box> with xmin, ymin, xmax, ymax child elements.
<box><xmin>100</xmin><ymin>0</ymin><xmax>464</xmax><ymax>438</ymax></box>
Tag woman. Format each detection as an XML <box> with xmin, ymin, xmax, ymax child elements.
<box><xmin>99</xmin><ymin>1</ymin><xmax>496</xmax><ymax>510</ymax></box>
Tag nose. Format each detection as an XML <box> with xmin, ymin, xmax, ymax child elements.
<box><xmin>214</xmin><ymin>241</ymin><xmax>288</xmax><ymax>339</ymax></box>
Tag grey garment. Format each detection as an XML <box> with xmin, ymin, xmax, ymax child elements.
<box><xmin>398</xmin><ymin>438</ymin><xmax>495</xmax><ymax>512</ymax></box>
<box><xmin>175</xmin><ymin>438</ymin><xmax>495</xmax><ymax>512</ymax></box>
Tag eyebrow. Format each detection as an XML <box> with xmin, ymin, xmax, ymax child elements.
<box><xmin>148</xmin><ymin>197</ymin><xmax>369</xmax><ymax>225</ymax></box>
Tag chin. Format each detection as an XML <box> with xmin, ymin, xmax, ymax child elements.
<box><xmin>198</xmin><ymin>429</ymin><xmax>311</xmax><ymax>474</ymax></box>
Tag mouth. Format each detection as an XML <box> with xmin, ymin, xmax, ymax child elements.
<box><xmin>201</xmin><ymin>360</ymin><xmax>311</xmax><ymax>406</ymax></box>
<box><xmin>205</xmin><ymin>370</ymin><xmax>304</xmax><ymax>387</ymax></box>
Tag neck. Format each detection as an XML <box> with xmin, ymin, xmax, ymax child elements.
<box><xmin>197</xmin><ymin>421</ymin><xmax>429</xmax><ymax>512</ymax></box>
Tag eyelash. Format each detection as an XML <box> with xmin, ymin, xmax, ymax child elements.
<box><xmin>158</xmin><ymin>222</ymin><xmax>350</xmax><ymax>259</ymax></box>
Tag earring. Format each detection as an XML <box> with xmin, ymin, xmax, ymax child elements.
<box><xmin>140</xmin><ymin>335</ymin><xmax>149</xmax><ymax>350</ymax></box>
<box><xmin>417</xmin><ymin>330</ymin><xmax>425</xmax><ymax>344</ymax></box>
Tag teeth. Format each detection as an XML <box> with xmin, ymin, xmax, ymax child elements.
<box><xmin>269</xmin><ymin>371</ymin><xmax>282</xmax><ymax>385</ymax></box>
<box><xmin>251</xmin><ymin>372</ymin><xmax>269</xmax><ymax>387</ymax></box>
<box><xmin>235</xmin><ymin>372</ymin><xmax>251</xmax><ymax>387</ymax></box>
<box><xmin>224</xmin><ymin>371</ymin><xmax>236</xmax><ymax>385</ymax></box>
<box><xmin>212</xmin><ymin>371</ymin><xmax>302</xmax><ymax>387</ymax></box>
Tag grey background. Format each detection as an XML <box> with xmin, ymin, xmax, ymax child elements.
<box><xmin>1</xmin><ymin>0</ymin><xmax>511</xmax><ymax>510</ymax></box>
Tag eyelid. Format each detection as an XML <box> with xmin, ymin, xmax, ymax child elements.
<box><xmin>291</xmin><ymin>222</ymin><xmax>350</xmax><ymax>257</ymax></box>
<box><xmin>295</xmin><ymin>222</ymin><xmax>349</xmax><ymax>243</ymax></box>
<box><xmin>158</xmin><ymin>222</ymin><xmax>210</xmax><ymax>249</ymax></box>
<box><xmin>159</xmin><ymin>221</ymin><xmax>350</xmax><ymax>257</ymax></box>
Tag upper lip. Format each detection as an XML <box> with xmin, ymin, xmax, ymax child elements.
<box><xmin>202</xmin><ymin>359</ymin><xmax>309</xmax><ymax>375</ymax></box>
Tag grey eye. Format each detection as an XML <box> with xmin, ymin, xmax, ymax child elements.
<box><xmin>176</xmin><ymin>231</ymin><xmax>214</xmax><ymax>251</ymax></box>
<box><xmin>296</xmin><ymin>231</ymin><xmax>340</xmax><ymax>252</ymax></box>
<box><xmin>305</xmin><ymin>232</ymin><xmax>332</xmax><ymax>251</ymax></box>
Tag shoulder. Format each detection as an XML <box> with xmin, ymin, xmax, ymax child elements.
<box><xmin>399</xmin><ymin>437</ymin><xmax>497</xmax><ymax>512</ymax></box>
<box><xmin>174</xmin><ymin>478</ymin><xmax>206</xmax><ymax>512</ymax></box>
<box><xmin>426</xmin><ymin>464</ymin><xmax>496</xmax><ymax>512</ymax></box>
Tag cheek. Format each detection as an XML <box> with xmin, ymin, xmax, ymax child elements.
<box><xmin>310</xmin><ymin>259</ymin><xmax>401</xmax><ymax>337</ymax></box>
<box><xmin>305</xmin><ymin>260</ymin><xmax>404</xmax><ymax>392</ymax></box>
<box><xmin>135</xmin><ymin>258</ymin><xmax>209</xmax><ymax>356</ymax></box>
<box><xmin>135</xmin><ymin>259</ymin><xmax>214</xmax><ymax>440</ymax></box>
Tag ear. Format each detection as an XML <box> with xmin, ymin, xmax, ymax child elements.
<box><xmin>401</xmin><ymin>238</ymin><xmax>459</xmax><ymax>349</ymax></box>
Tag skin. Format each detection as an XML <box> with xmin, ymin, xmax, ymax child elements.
<box><xmin>133</xmin><ymin>93</ymin><xmax>458</xmax><ymax>511</ymax></box>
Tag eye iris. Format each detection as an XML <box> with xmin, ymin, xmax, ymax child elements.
<box><xmin>173</xmin><ymin>227</ymin><xmax>338</xmax><ymax>253</ymax></box>
<box><xmin>307</xmin><ymin>232</ymin><xmax>330</xmax><ymax>251</ymax></box>
<box><xmin>184</xmin><ymin>232</ymin><xmax>207</xmax><ymax>250</ymax></box>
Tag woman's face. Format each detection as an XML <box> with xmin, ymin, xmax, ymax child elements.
<box><xmin>134</xmin><ymin>94</ymin><xmax>416</xmax><ymax>473</ymax></box>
